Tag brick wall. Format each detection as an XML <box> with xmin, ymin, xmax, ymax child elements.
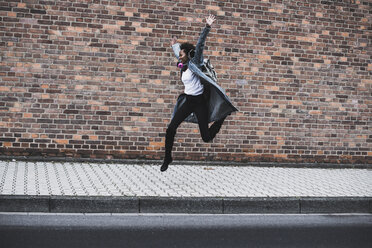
<box><xmin>1</xmin><ymin>0</ymin><xmax>371</xmax><ymax>164</ymax></box>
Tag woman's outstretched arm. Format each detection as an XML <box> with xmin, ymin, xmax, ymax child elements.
<box><xmin>193</xmin><ymin>14</ymin><xmax>216</xmax><ymax>66</ymax></box>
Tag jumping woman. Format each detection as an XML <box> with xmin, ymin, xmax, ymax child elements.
<box><xmin>161</xmin><ymin>14</ymin><xmax>238</xmax><ymax>172</ymax></box>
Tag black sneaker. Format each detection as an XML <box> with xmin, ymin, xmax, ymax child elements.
<box><xmin>160</xmin><ymin>156</ymin><xmax>173</xmax><ymax>172</ymax></box>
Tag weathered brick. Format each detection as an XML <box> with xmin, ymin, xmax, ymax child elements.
<box><xmin>0</xmin><ymin>0</ymin><xmax>370</xmax><ymax>164</ymax></box>
<box><xmin>30</xmin><ymin>9</ymin><xmax>46</xmax><ymax>14</ymax></box>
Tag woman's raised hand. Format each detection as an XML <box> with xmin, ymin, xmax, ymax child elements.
<box><xmin>205</xmin><ymin>14</ymin><xmax>216</xmax><ymax>27</ymax></box>
<box><xmin>171</xmin><ymin>36</ymin><xmax>178</xmax><ymax>46</ymax></box>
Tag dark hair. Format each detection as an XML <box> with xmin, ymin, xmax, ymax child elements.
<box><xmin>180</xmin><ymin>42</ymin><xmax>196</xmax><ymax>58</ymax></box>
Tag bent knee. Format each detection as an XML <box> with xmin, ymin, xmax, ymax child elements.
<box><xmin>201</xmin><ymin>135</ymin><xmax>211</xmax><ymax>143</ymax></box>
<box><xmin>166</xmin><ymin>126</ymin><xmax>177</xmax><ymax>136</ymax></box>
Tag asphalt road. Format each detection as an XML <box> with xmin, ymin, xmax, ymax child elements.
<box><xmin>1</xmin><ymin>213</ymin><xmax>371</xmax><ymax>248</ymax></box>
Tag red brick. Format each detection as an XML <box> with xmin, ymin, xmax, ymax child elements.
<box><xmin>0</xmin><ymin>0</ymin><xmax>370</xmax><ymax>164</ymax></box>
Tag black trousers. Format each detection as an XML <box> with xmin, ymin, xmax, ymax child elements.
<box><xmin>164</xmin><ymin>94</ymin><xmax>224</xmax><ymax>158</ymax></box>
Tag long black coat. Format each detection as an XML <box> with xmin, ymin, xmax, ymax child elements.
<box><xmin>171</xmin><ymin>26</ymin><xmax>238</xmax><ymax>123</ymax></box>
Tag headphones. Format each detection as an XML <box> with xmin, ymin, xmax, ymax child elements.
<box><xmin>188</xmin><ymin>49</ymin><xmax>195</xmax><ymax>59</ymax></box>
<box><xmin>176</xmin><ymin>49</ymin><xmax>194</xmax><ymax>69</ymax></box>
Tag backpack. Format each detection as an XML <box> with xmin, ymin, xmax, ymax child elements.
<box><xmin>202</xmin><ymin>58</ymin><xmax>217</xmax><ymax>82</ymax></box>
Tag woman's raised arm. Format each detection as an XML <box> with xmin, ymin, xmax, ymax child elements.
<box><xmin>193</xmin><ymin>15</ymin><xmax>216</xmax><ymax>66</ymax></box>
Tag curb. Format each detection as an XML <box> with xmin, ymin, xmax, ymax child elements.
<box><xmin>1</xmin><ymin>156</ymin><xmax>371</xmax><ymax>169</ymax></box>
<box><xmin>1</xmin><ymin>195</ymin><xmax>371</xmax><ymax>214</ymax></box>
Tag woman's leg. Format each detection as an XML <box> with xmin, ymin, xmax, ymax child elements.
<box><xmin>209</xmin><ymin>115</ymin><xmax>226</xmax><ymax>140</ymax></box>
<box><xmin>194</xmin><ymin>96</ymin><xmax>226</xmax><ymax>143</ymax></box>
<box><xmin>161</xmin><ymin>99</ymin><xmax>193</xmax><ymax>171</ymax></box>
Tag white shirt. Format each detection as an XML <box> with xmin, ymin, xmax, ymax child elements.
<box><xmin>181</xmin><ymin>68</ymin><xmax>204</xmax><ymax>96</ymax></box>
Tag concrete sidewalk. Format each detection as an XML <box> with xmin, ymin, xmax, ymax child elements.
<box><xmin>0</xmin><ymin>160</ymin><xmax>371</xmax><ymax>214</ymax></box>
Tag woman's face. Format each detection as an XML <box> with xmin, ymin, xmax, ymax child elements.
<box><xmin>179</xmin><ymin>49</ymin><xmax>188</xmax><ymax>64</ymax></box>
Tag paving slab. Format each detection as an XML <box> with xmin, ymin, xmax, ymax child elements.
<box><xmin>0</xmin><ymin>160</ymin><xmax>371</xmax><ymax>213</ymax></box>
